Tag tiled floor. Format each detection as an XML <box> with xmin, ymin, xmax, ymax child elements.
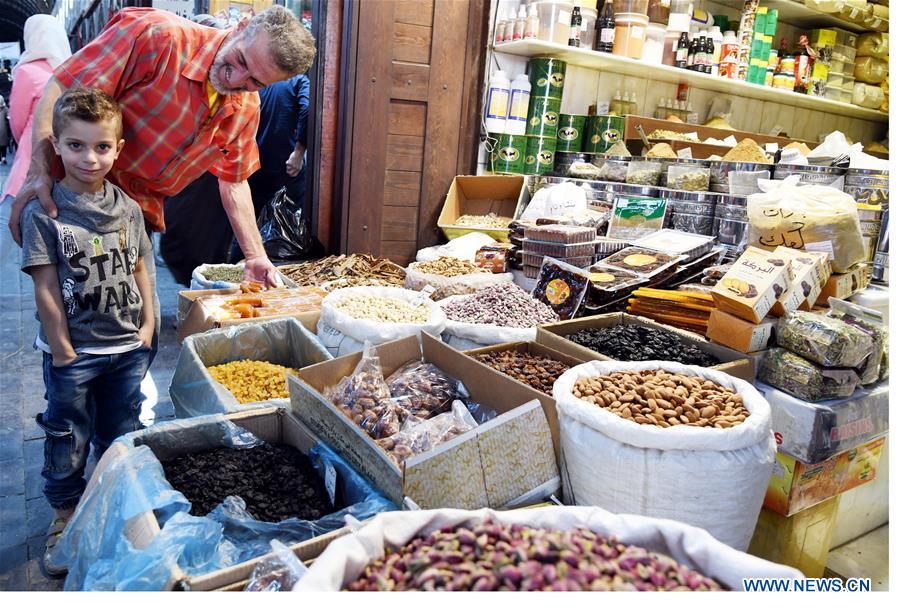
<box><xmin>0</xmin><ymin>150</ymin><xmax>183</xmax><ymax>590</ymax></box>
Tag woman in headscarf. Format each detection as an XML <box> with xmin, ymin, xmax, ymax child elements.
<box><xmin>1</xmin><ymin>14</ymin><xmax>72</xmax><ymax>206</ymax></box>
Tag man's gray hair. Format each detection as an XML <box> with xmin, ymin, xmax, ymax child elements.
<box><xmin>245</xmin><ymin>5</ymin><xmax>316</xmax><ymax>76</ymax></box>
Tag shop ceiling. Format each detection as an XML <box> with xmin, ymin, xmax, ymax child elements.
<box><xmin>0</xmin><ymin>1</ymin><xmax>54</xmax><ymax>47</ymax></box>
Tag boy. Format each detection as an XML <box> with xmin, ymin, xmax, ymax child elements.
<box><xmin>19</xmin><ymin>87</ymin><xmax>154</xmax><ymax>577</ymax></box>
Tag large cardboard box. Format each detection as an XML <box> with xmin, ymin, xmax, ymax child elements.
<box><xmin>748</xmin><ymin>496</ymin><xmax>839</xmax><ymax>578</ymax></box>
<box><xmin>536</xmin><ymin>312</ymin><xmax>757</xmax><ymax>381</ymax></box>
<box><xmin>437</xmin><ymin>175</ymin><xmax>527</xmax><ymax>242</ymax></box>
<box><xmin>177</xmin><ymin>287</ymin><xmax>321</xmax><ymax>341</ymax></box>
<box><xmin>81</xmin><ymin>407</ymin><xmax>354</xmax><ymax>591</ymax></box>
<box><xmin>706</xmin><ymin>309</ymin><xmax>776</xmax><ymax>354</ymax></box>
<box><xmin>288</xmin><ymin>334</ymin><xmax>559</xmax><ymax>509</ymax></box>
<box><xmin>763</xmin><ymin>436</ymin><xmax>886</xmax><ymax>517</ymax></box>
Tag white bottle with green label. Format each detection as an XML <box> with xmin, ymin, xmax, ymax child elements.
<box><xmin>504</xmin><ymin>73</ymin><xmax>531</xmax><ymax>135</ymax></box>
<box><xmin>485</xmin><ymin>69</ymin><xmax>511</xmax><ymax>133</ymax></box>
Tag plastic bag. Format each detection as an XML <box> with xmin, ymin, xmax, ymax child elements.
<box><xmin>257</xmin><ymin>187</ymin><xmax>323</xmax><ymax>261</ymax></box>
<box><xmin>404</xmin><ymin>264</ymin><xmax>513</xmax><ymax>300</ymax></box>
<box><xmin>375</xmin><ymin>401</ymin><xmax>479</xmax><ymax>467</ymax></box>
<box><xmin>292</xmin><ymin>507</ymin><xmax>802</xmax><ymax>591</ymax></box>
<box><xmin>856</xmin><ymin>32</ymin><xmax>888</xmax><ymax>59</ymax></box>
<box><xmin>464</xmin><ymin>400</ymin><xmax>499</xmax><ymax>424</ymax></box>
<box><xmin>553</xmin><ymin>361</ymin><xmax>774</xmax><ymax>551</ymax></box>
<box><xmin>775</xmin><ymin>311</ymin><xmax>874</xmax><ymax>368</ymax></box>
<box><xmin>326</xmin><ymin>343</ymin><xmax>408</xmax><ymax>439</ymax></box>
<box><xmin>169</xmin><ymin>317</ymin><xmax>332</xmax><ymax>419</ymax></box>
<box><xmin>759</xmin><ymin>348</ymin><xmax>860</xmax><ymax>402</ymax></box>
<box><xmin>245</xmin><ymin>540</ymin><xmax>308</xmax><ymax>591</ymax></box>
<box><xmin>854</xmin><ymin>56</ymin><xmax>888</xmax><ymax>85</ymax></box>
<box><xmin>807</xmin><ymin>130</ymin><xmax>854</xmax><ymax>163</ymax></box>
<box><xmin>415</xmin><ymin>232</ymin><xmax>495</xmax><ymax>263</ymax></box>
<box><xmin>385</xmin><ymin>360</ymin><xmax>470</xmax><ymax>420</ymax></box>
<box><xmin>747</xmin><ymin>181</ymin><xmax>867</xmax><ymax>273</ymax></box>
<box><xmin>519</xmin><ymin>182</ymin><xmax>588</xmax><ymax>221</ymax></box>
<box><xmin>826</xmin><ymin>298</ymin><xmax>887</xmax><ymax>385</ymax></box>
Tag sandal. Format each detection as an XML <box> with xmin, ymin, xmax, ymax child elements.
<box><xmin>41</xmin><ymin>516</ymin><xmax>70</xmax><ymax>578</ymax></box>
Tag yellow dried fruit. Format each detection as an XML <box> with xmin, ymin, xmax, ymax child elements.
<box><xmin>207</xmin><ymin>360</ymin><xmax>299</xmax><ymax>404</ymax></box>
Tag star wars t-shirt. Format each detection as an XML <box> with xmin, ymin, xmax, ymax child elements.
<box><xmin>20</xmin><ymin>181</ymin><xmax>152</xmax><ymax>353</ymax></box>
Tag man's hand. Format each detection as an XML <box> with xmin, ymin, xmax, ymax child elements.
<box><xmin>8</xmin><ymin>153</ymin><xmax>57</xmax><ymax>246</ymax></box>
<box><xmin>52</xmin><ymin>347</ymin><xmax>79</xmax><ymax>368</ymax></box>
<box><xmin>138</xmin><ymin>323</ymin><xmax>154</xmax><ymax>349</ymax></box>
<box><xmin>244</xmin><ymin>255</ymin><xmax>279</xmax><ymax>287</ymax></box>
<box><xmin>285</xmin><ymin>150</ymin><xmax>303</xmax><ymax>177</ymax></box>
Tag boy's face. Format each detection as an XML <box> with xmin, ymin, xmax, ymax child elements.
<box><xmin>50</xmin><ymin>118</ymin><xmax>124</xmax><ymax>193</ymax></box>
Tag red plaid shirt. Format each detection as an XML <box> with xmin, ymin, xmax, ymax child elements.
<box><xmin>54</xmin><ymin>8</ymin><xmax>261</xmax><ymax>231</ymax></box>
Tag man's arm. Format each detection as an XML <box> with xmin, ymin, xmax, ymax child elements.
<box><xmin>133</xmin><ymin>256</ymin><xmax>155</xmax><ymax>347</ymax></box>
<box><xmin>286</xmin><ymin>75</ymin><xmax>309</xmax><ymax>178</ymax></box>
<box><xmin>7</xmin><ymin>76</ymin><xmax>64</xmax><ymax>245</ymax></box>
<box><xmin>30</xmin><ymin>265</ymin><xmax>78</xmax><ymax>366</ymax></box>
<box><xmin>285</xmin><ymin>142</ymin><xmax>306</xmax><ymax>177</ymax></box>
<box><xmin>218</xmin><ymin>178</ymin><xmax>278</xmax><ymax>287</ymax></box>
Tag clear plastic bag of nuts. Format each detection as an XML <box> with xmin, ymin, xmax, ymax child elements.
<box><xmin>326</xmin><ymin>343</ymin><xmax>409</xmax><ymax>439</ymax></box>
<box><xmin>376</xmin><ymin>401</ymin><xmax>479</xmax><ymax>466</ymax></box>
<box><xmin>385</xmin><ymin>360</ymin><xmax>470</xmax><ymax>420</ymax></box>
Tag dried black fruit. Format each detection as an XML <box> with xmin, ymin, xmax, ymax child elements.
<box><xmin>773</xmin><ymin>283</ymin><xmax>783</xmax><ymax>298</ymax></box>
<box><xmin>767</xmin><ymin>259</ymin><xmax>785</xmax><ymax>266</ymax></box>
<box><xmin>801</xmin><ymin>281</ymin><xmax>811</xmax><ymax>297</ymax></box>
<box><xmin>565</xmin><ymin>325</ymin><xmax>720</xmax><ymax>367</ymax></box>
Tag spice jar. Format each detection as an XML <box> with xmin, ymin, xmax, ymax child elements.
<box><xmin>612</xmin><ymin>13</ymin><xmax>649</xmax><ymax>59</ymax></box>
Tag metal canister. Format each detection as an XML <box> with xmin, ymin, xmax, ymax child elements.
<box><xmin>772</xmin><ymin>164</ymin><xmax>847</xmax><ymax>189</ymax></box>
<box><xmin>845</xmin><ymin>168</ymin><xmax>889</xmax><ymax>189</ymax></box>
<box><xmin>528</xmin><ymin>57</ymin><xmax>566</xmax><ymax>99</ymax></box>
<box><xmin>524</xmin><ymin>136</ymin><xmax>557</xmax><ymax>175</ymax></box>
<box><xmin>663</xmin><ymin>190</ymin><xmax>718</xmax><ymax>236</ymax></box>
<box><xmin>553</xmin><ymin>151</ymin><xmax>590</xmax><ymax>174</ymax></box>
<box><xmin>525</xmin><ymin>96</ymin><xmax>563</xmax><ymax>137</ymax></box>
<box><xmin>709</xmin><ymin>161</ymin><xmax>773</xmax><ymax>194</ymax></box>
<box><xmin>488</xmin><ymin>133</ymin><xmax>526</xmax><ymax>175</ymax></box>
<box><xmin>556</xmin><ymin>114</ymin><xmax>588</xmax><ymax>152</ymax></box>
<box><xmin>712</xmin><ymin>196</ymin><xmax>749</xmax><ymax>248</ymax></box>
<box><xmin>872</xmin><ymin>208</ymin><xmax>889</xmax><ymax>284</ymax></box>
<box><xmin>583</xmin><ymin>115</ymin><xmax>626</xmax><ymax>153</ymax></box>
<box><xmin>857</xmin><ymin>205</ymin><xmax>885</xmax><ymax>263</ymax></box>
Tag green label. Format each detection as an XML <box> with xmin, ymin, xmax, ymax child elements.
<box><xmin>613</xmin><ymin>197</ymin><xmax>667</xmax><ymax>221</ymax></box>
<box><xmin>537</xmin><ymin>77</ymin><xmax>549</xmax><ymax>87</ymax></box>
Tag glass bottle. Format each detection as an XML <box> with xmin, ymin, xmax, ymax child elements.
<box><xmin>569</xmin><ymin>0</ymin><xmax>583</xmax><ymax>47</ymax></box>
<box><xmin>597</xmin><ymin>1</ymin><xmax>615</xmax><ymax>53</ymax></box>
<box><xmin>675</xmin><ymin>32</ymin><xmax>690</xmax><ymax>69</ymax></box>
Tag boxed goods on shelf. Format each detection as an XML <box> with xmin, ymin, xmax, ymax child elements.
<box><xmin>710</xmin><ymin>246</ymin><xmax>792</xmax><ymax>324</ymax></box>
<box><xmin>816</xmin><ymin>262</ymin><xmax>870</xmax><ymax>304</ymax></box>
<box><xmin>763</xmin><ymin>436</ymin><xmax>886</xmax><ymax>516</ymax></box>
<box><xmin>288</xmin><ymin>334</ymin><xmax>559</xmax><ymax>509</ymax></box>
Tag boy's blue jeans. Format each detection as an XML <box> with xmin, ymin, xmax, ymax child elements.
<box><xmin>38</xmin><ymin>347</ymin><xmax>151</xmax><ymax>510</ymax></box>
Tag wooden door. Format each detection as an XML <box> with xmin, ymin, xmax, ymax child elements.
<box><xmin>337</xmin><ymin>0</ymin><xmax>487</xmax><ymax>264</ymax></box>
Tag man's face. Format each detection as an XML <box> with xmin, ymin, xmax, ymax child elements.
<box><xmin>209</xmin><ymin>29</ymin><xmax>291</xmax><ymax>94</ymax></box>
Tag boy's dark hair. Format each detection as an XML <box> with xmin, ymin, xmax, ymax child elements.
<box><xmin>52</xmin><ymin>87</ymin><xmax>123</xmax><ymax>139</ymax></box>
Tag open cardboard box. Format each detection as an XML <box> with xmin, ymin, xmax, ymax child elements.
<box><xmin>437</xmin><ymin>175</ymin><xmax>527</xmax><ymax>242</ymax></box>
<box><xmin>535</xmin><ymin>312</ymin><xmax>756</xmax><ymax>381</ymax></box>
<box><xmin>80</xmin><ymin>407</ymin><xmax>353</xmax><ymax>591</ymax></box>
<box><xmin>288</xmin><ymin>334</ymin><xmax>559</xmax><ymax>509</ymax></box>
<box><xmin>177</xmin><ymin>287</ymin><xmax>320</xmax><ymax>341</ymax></box>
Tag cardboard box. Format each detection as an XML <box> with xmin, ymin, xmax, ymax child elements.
<box><xmin>177</xmin><ymin>288</ymin><xmax>321</xmax><ymax>341</ymax></box>
<box><xmin>748</xmin><ymin>496</ymin><xmax>839</xmax><ymax>578</ymax></box>
<box><xmin>81</xmin><ymin>407</ymin><xmax>353</xmax><ymax>590</ymax></box>
<box><xmin>770</xmin><ymin>247</ymin><xmax>825</xmax><ymax>315</ymax></box>
<box><xmin>711</xmin><ymin>246</ymin><xmax>792</xmax><ymax>324</ymax></box>
<box><xmin>763</xmin><ymin>436</ymin><xmax>886</xmax><ymax>516</ymax></box>
<box><xmin>536</xmin><ymin>312</ymin><xmax>757</xmax><ymax>381</ymax></box>
<box><xmin>707</xmin><ymin>309</ymin><xmax>776</xmax><ymax>354</ymax></box>
<box><xmin>288</xmin><ymin>334</ymin><xmax>559</xmax><ymax>509</ymax></box>
<box><xmin>462</xmin><ymin>341</ymin><xmax>588</xmax><ymax>461</ymax></box>
<box><xmin>437</xmin><ymin>175</ymin><xmax>527</xmax><ymax>242</ymax></box>
<box><xmin>815</xmin><ymin>263</ymin><xmax>870</xmax><ymax>306</ymax></box>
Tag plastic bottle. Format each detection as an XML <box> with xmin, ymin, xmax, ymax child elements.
<box><xmin>503</xmin><ymin>7</ymin><xmax>517</xmax><ymax>42</ymax></box>
<box><xmin>597</xmin><ymin>1</ymin><xmax>615</xmax><ymax>52</ymax></box>
<box><xmin>494</xmin><ymin>10</ymin><xmax>508</xmax><ymax>44</ymax></box>
<box><xmin>513</xmin><ymin>4</ymin><xmax>526</xmax><ymax>41</ymax></box>
<box><xmin>524</xmin><ymin>2</ymin><xmax>539</xmax><ymax>39</ymax></box>
<box><xmin>505</xmin><ymin>73</ymin><xmax>531</xmax><ymax>135</ymax></box>
<box><xmin>629</xmin><ymin>92</ymin><xmax>638</xmax><ymax>115</ymax></box>
<box><xmin>710</xmin><ymin>26</ymin><xmax>724</xmax><ymax>74</ymax></box>
<box><xmin>675</xmin><ymin>32</ymin><xmax>690</xmax><ymax>68</ymax></box>
<box><xmin>569</xmin><ymin>0</ymin><xmax>583</xmax><ymax>47</ymax></box>
<box><xmin>485</xmin><ymin>70</ymin><xmax>511</xmax><ymax>133</ymax></box>
<box><xmin>656</xmin><ymin>96</ymin><xmax>666</xmax><ymax>119</ymax></box>
<box><xmin>718</xmin><ymin>30</ymin><xmax>738</xmax><ymax>78</ymax></box>
<box><xmin>611</xmin><ymin>90</ymin><xmax>622</xmax><ymax>115</ymax></box>
<box><xmin>686</xmin><ymin>102</ymin><xmax>698</xmax><ymax>124</ymax></box>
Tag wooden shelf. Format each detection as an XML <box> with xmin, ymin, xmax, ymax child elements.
<box><xmin>714</xmin><ymin>0</ymin><xmax>880</xmax><ymax>35</ymax></box>
<box><xmin>494</xmin><ymin>40</ymin><xmax>888</xmax><ymax>123</ymax></box>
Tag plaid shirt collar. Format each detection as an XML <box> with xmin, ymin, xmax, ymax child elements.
<box><xmin>181</xmin><ymin>27</ymin><xmax>246</xmax><ymax>114</ymax></box>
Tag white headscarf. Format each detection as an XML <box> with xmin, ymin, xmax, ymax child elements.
<box><xmin>13</xmin><ymin>14</ymin><xmax>72</xmax><ymax>75</ymax></box>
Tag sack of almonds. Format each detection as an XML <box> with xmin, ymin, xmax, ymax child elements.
<box><xmin>552</xmin><ymin>361</ymin><xmax>774</xmax><ymax>552</ymax></box>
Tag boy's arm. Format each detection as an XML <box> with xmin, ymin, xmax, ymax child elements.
<box><xmin>133</xmin><ymin>256</ymin><xmax>155</xmax><ymax>347</ymax></box>
<box><xmin>31</xmin><ymin>265</ymin><xmax>78</xmax><ymax>366</ymax></box>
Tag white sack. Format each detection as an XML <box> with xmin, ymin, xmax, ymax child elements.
<box><xmin>317</xmin><ymin>286</ymin><xmax>446</xmax><ymax>357</ymax></box>
<box><xmin>415</xmin><ymin>232</ymin><xmax>495</xmax><ymax>263</ymax></box>
<box><xmin>520</xmin><ymin>182</ymin><xmax>587</xmax><ymax>221</ymax></box>
<box><xmin>437</xmin><ymin>293</ymin><xmax>537</xmax><ymax>349</ymax></box>
<box><xmin>553</xmin><ymin>361</ymin><xmax>775</xmax><ymax>551</ymax></box>
<box><xmin>293</xmin><ymin>506</ymin><xmax>801</xmax><ymax>591</ymax></box>
<box><xmin>405</xmin><ymin>265</ymin><xmax>513</xmax><ymax>301</ymax></box>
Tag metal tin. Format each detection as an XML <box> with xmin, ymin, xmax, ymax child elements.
<box><xmin>772</xmin><ymin>164</ymin><xmax>847</xmax><ymax>188</ymax></box>
<box><xmin>715</xmin><ymin>195</ymin><xmax>748</xmax><ymax>207</ymax></box>
<box><xmin>583</xmin><ymin>115</ymin><xmax>626</xmax><ymax>153</ymax></box>
<box><xmin>608</xmin><ymin>183</ymin><xmax>660</xmax><ymax>198</ymax></box>
<box><xmin>872</xmin><ymin>208</ymin><xmax>889</xmax><ymax>283</ymax></box>
<box><xmin>858</xmin><ymin>206</ymin><xmax>885</xmax><ymax>262</ymax></box>
<box><xmin>715</xmin><ymin>203</ymin><xmax>749</xmax><ymax>221</ymax></box>
<box><xmin>712</xmin><ymin>215</ymin><xmax>750</xmax><ymax>248</ymax></box>
<box><xmin>553</xmin><ymin>151</ymin><xmax>591</xmax><ymax>174</ymax></box>
<box><xmin>524</xmin><ymin>136</ymin><xmax>557</xmax><ymax>175</ymax></box>
<box><xmin>709</xmin><ymin>161</ymin><xmax>773</xmax><ymax>192</ymax></box>
<box><xmin>525</xmin><ymin>96</ymin><xmax>563</xmax><ymax>137</ymax></box>
<box><xmin>844</xmin><ymin>185</ymin><xmax>889</xmax><ymax>209</ymax></box>
<box><xmin>556</xmin><ymin>114</ymin><xmax>588</xmax><ymax>152</ymax></box>
<box><xmin>488</xmin><ymin>133</ymin><xmax>526</xmax><ymax>175</ymax></box>
<box><xmin>845</xmin><ymin>167</ymin><xmax>889</xmax><ymax>188</ymax></box>
<box><xmin>663</xmin><ymin>190</ymin><xmax>718</xmax><ymax>215</ymax></box>
<box><xmin>670</xmin><ymin>212</ymin><xmax>716</xmax><ymax>235</ymax></box>
<box><xmin>528</xmin><ymin>57</ymin><xmax>567</xmax><ymax>99</ymax></box>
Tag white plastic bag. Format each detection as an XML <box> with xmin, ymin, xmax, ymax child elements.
<box><xmin>520</xmin><ymin>182</ymin><xmax>587</xmax><ymax>221</ymax></box>
<box><xmin>553</xmin><ymin>361</ymin><xmax>775</xmax><ymax>551</ymax></box>
<box><xmin>415</xmin><ymin>232</ymin><xmax>495</xmax><ymax>263</ymax></box>
<box><xmin>404</xmin><ymin>265</ymin><xmax>513</xmax><ymax>300</ymax></box>
<box><xmin>316</xmin><ymin>287</ymin><xmax>447</xmax><ymax>357</ymax></box>
<box><xmin>747</xmin><ymin>181</ymin><xmax>866</xmax><ymax>273</ymax></box>
<box><xmin>437</xmin><ymin>293</ymin><xmax>538</xmax><ymax>350</ymax></box>
<box><xmin>292</xmin><ymin>506</ymin><xmax>801</xmax><ymax>591</ymax></box>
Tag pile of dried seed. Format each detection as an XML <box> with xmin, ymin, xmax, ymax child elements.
<box><xmin>345</xmin><ymin>520</ymin><xmax>722</xmax><ymax>591</ymax></box>
<box><xmin>475</xmin><ymin>350</ymin><xmax>570</xmax><ymax>395</ymax></box>
<box><xmin>278</xmin><ymin>254</ymin><xmax>406</xmax><ymax>290</ymax></box>
<box><xmin>442</xmin><ymin>285</ymin><xmax>558</xmax><ymax>328</ymax></box>
<box><xmin>411</xmin><ymin>257</ymin><xmax>489</xmax><ymax>277</ymax></box>
<box><xmin>573</xmin><ymin>369</ymin><xmax>749</xmax><ymax>429</ymax></box>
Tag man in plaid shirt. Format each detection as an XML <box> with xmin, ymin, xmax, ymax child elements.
<box><xmin>9</xmin><ymin>5</ymin><xmax>315</xmax><ymax>289</ymax></box>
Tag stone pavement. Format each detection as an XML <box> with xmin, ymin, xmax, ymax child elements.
<box><xmin>0</xmin><ymin>151</ymin><xmax>183</xmax><ymax>591</ymax></box>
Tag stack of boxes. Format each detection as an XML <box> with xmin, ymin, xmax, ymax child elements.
<box><xmin>815</xmin><ymin>28</ymin><xmax>859</xmax><ymax>104</ymax></box>
<box><xmin>746</xmin><ymin>7</ymin><xmax>778</xmax><ymax>86</ymax></box>
<box><xmin>521</xmin><ymin>224</ymin><xmax>597</xmax><ymax>279</ymax></box>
